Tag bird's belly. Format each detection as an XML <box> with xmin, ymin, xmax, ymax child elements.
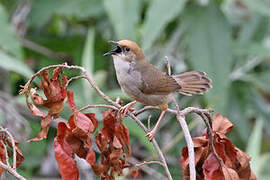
<box><xmin>113</xmin><ymin>58</ymin><xmax>170</xmax><ymax>106</ymax></box>
<box><xmin>113</xmin><ymin>59</ymin><xmax>142</xmax><ymax>97</ymax></box>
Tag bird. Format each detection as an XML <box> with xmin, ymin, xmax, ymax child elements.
<box><xmin>104</xmin><ymin>40</ymin><xmax>212</xmax><ymax>141</ymax></box>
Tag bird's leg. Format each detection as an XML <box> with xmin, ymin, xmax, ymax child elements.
<box><xmin>145</xmin><ymin>110</ymin><xmax>166</xmax><ymax>141</ymax></box>
<box><xmin>119</xmin><ymin>100</ymin><xmax>137</xmax><ymax>116</ymax></box>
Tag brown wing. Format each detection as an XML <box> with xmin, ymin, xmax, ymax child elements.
<box><xmin>137</xmin><ymin>61</ymin><xmax>180</xmax><ymax>95</ymax></box>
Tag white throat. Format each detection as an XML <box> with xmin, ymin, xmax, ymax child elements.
<box><xmin>112</xmin><ymin>56</ymin><xmax>142</xmax><ymax>91</ymax></box>
<box><xmin>112</xmin><ymin>56</ymin><xmax>131</xmax><ymax>75</ymax></box>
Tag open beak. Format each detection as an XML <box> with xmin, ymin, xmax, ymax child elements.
<box><xmin>103</xmin><ymin>41</ymin><xmax>122</xmax><ymax>56</ymax></box>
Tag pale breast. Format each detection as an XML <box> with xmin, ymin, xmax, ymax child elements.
<box><xmin>113</xmin><ymin>57</ymin><xmax>170</xmax><ymax>106</ymax></box>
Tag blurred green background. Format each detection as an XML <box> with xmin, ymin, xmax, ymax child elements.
<box><xmin>0</xmin><ymin>0</ymin><xmax>270</xmax><ymax>179</ymax></box>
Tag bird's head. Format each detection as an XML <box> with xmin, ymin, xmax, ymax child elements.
<box><xmin>104</xmin><ymin>40</ymin><xmax>145</xmax><ymax>62</ymax></box>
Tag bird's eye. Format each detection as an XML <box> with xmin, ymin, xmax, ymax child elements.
<box><xmin>125</xmin><ymin>47</ymin><xmax>130</xmax><ymax>52</ymax></box>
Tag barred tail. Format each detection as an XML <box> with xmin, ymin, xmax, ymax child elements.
<box><xmin>172</xmin><ymin>71</ymin><xmax>212</xmax><ymax>96</ymax></box>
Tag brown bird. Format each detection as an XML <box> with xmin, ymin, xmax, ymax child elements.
<box><xmin>104</xmin><ymin>40</ymin><xmax>212</xmax><ymax>141</ymax></box>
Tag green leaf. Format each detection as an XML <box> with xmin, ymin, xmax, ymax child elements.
<box><xmin>240</xmin><ymin>0</ymin><xmax>270</xmax><ymax>17</ymax></box>
<box><xmin>82</xmin><ymin>28</ymin><xmax>95</xmax><ymax>104</ymax></box>
<box><xmin>106</xmin><ymin>89</ymin><xmax>131</xmax><ymax>101</ymax></box>
<box><xmin>238</xmin><ymin>14</ymin><xmax>268</xmax><ymax>42</ymax></box>
<box><xmin>184</xmin><ymin>3</ymin><xmax>233</xmax><ymax>113</ymax></box>
<box><xmin>258</xmin><ymin>154</ymin><xmax>270</xmax><ymax>179</ymax></box>
<box><xmin>29</xmin><ymin>0</ymin><xmax>104</xmax><ymax>27</ymax></box>
<box><xmin>103</xmin><ymin>0</ymin><xmax>141</xmax><ymax>40</ymax></box>
<box><xmin>246</xmin><ymin>118</ymin><xmax>263</xmax><ymax>177</ymax></box>
<box><xmin>226</xmin><ymin>82</ymin><xmax>250</xmax><ymax>142</ymax></box>
<box><xmin>0</xmin><ymin>50</ymin><xmax>33</xmax><ymax>78</ymax></box>
<box><xmin>123</xmin><ymin>119</ymin><xmax>156</xmax><ymax>154</ymax></box>
<box><xmin>246</xmin><ymin>119</ymin><xmax>263</xmax><ymax>157</ymax></box>
<box><xmin>93</xmin><ymin>70</ymin><xmax>107</xmax><ymax>88</ymax></box>
<box><xmin>0</xmin><ymin>4</ymin><xmax>22</xmax><ymax>58</ymax></box>
<box><xmin>233</xmin><ymin>41</ymin><xmax>270</xmax><ymax>58</ymax></box>
<box><xmin>142</xmin><ymin>0</ymin><xmax>187</xmax><ymax>50</ymax></box>
<box><xmin>250</xmin><ymin>90</ymin><xmax>270</xmax><ymax>130</ymax></box>
<box><xmin>248</xmin><ymin>91</ymin><xmax>270</xmax><ymax>178</ymax></box>
<box><xmin>250</xmin><ymin>71</ymin><xmax>270</xmax><ymax>92</ymax></box>
<box><xmin>0</xmin><ymin>110</ymin><xmax>4</xmax><ymax>124</ymax></box>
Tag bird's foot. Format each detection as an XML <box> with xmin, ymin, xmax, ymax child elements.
<box><xmin>145</xmin><ymin>130</ymin><xmax>156</xmax><ymax>142</ymax></box>
<box><xmin>145</xmin><ymin>110</ymin><xmax>166</xmax><ymax>142</ymax></box>
<box><xmin>118</xmin><ymin>101</ymin><xmax>136</xmax><ymax>117</ymax></box>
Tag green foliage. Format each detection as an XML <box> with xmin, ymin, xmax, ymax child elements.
<box><xmin>246</xmin><ymin>118</ymin><xmax>270</xmax><ymax>179</ymax></box>
<box><xmin>1</xmin><ymin>0</ymin><xmax>270</xmax><ymax>179</ymax></box>
<box><xmin>240</xmin><ymin>0</ymin><xmax>270</xmax><ymax>17</ymax></box>
<box><xmin>0</xmin><ymin>4</ymin><xmax>22</xmax><ymax>58</ymax></box>
<box><xmin>0</xmin><ymin>50</ymin><xmax>33</xmax><ymax>78</ymax></box>
<box><xmin>103</xmin><ymin>0</ymin><xmax>141</xmax><ymax>40</ymax></box>
<box><xmin>184</xmin><ymin>3</ymin><xmax>233</xmax><ymax>113</ymax></box>
<box><xmin>142</xmin><ymin>0</ymin><xmax>187</xmax><ymax>50</ymax></box>
<box><xmin>82</xmin><ymin>28</ymin><xmax>95</xmax><ymax>104</ymax></box>
<box><xmin>29</xmin><ymin>0</ymin><xmax>104</xmax><ymax>27</ymax></box>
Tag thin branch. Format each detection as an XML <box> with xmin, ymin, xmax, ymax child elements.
<box><xmin>164</xmin><ymin>56</ymin><xmax>222</xmax><ymax>180</ymax></box>
<box><xmin>167</xmin><ymin>56</ymin><xmax>195</xmax><ymax>180</ymax></box>
<box><xmin>147</xmin><ymin>115</ymin><xmax>152</xmax><ymax>130</ymax></box>
<box><xmin>0</xmin><ymin>128</ymin><xmax>16</xmax><ymax>169</ymax></box>
<box><xmin>134</xmin><ymin>105</ymin><xmax>212</xmax><ymax>116</ymax></box>
<box><xmin>165</xmin><ymin>56</ymin><xmax>171</xmax><ymax>76</ymax></box>
<box><xmin>0</xmin><ymin>128</ymin><xmax>26</xmax><ymax>180</ymax></box>
<box><xmin>66</xmin><ymin>75</ymin><xmax>87</xmax><ymax>87</ymax></box>
<box><xmin>128</xmin><ymin>157</ymin><xmax>167</xmax><ymax>180</ymax></box>
<box><xmin>165</xmin><ymin>57</ymin><xmax>193</xmax><ymax>180</ymax></box>
<box><xmin>126</xmin><ymin>113</ymin><xmax>173</xmax><ymax>180</ymax></box>
<box><xmin>0</xmin><ymin>162</ymin><xmax>26</xmax><ymax>180</ymax></box>
<box><xmin>173</xmin><ymin>98</ymin><xmax>196</xmax><ymax>180</ymax></box>
<box><xmin>135</xmin><ymin>160</ymin><xmax>165</xmax><ymax>168</ymax></box>
<box><xmin>79</xmin><ymin>104</ymin><xmax>118</xmax><ymax>112</ymax></box>
<box><xmin>19</xmin><ymin>38</ymin><xmax>73</xmax><ymax>64</ymax></box>
<box><xmin>199</xmin><ymin>113</ymin><xmax>223</xmax><ymax>166</ymax></box>
<box><xmin>20</xmin><ymin>63</ymin><xmax>173</xmax><ymax>180</ymax></box>
<box><xmin>199</xmin><ymin>113</ymin><xmax>233</xmax><ymax>180</ymax></box>
<box><xmin>20</xmin><ymin>62</ymin><xmax>223</xmax><ymax>180</ymax></box>
<box><xmin>20</xmin><ymin>63</ymin><xmax>83</xmax><ymax>94</ymax></box>
<box><xmin>179</xmin><ymin>107</ymin><xmax>213</xmax><ymax>117</ymax></box>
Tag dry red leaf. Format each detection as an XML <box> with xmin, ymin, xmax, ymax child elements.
<box><xmin>0</xmin><ymin>136</ymin><xmax>24</xmax><ymax>178</ymax></box>
<box><xmin>132</xmin><ymin>169</ymin><xmax>139</xmax><ymax>179</ymax></box>
<box><xmin>66</xmin><ymin>90</ymin><xmax>97</xmax><ymax>136</ymax></box>
<box><xmin>54</xmin><ymin>90</ymin><xmax>99</xmax><ymax>180</ymax></box>
<box><xmin>94</xmin><ymin>110</ymin><xmax>131</xmax><ymax>179</ymax></box>
<box><xmin>222</xmin><ymin>167</ymin><xmax>240</xmax><ymax>180</ymax></box>
<box><xmin>54</xmin><ymin>119</ymin><xmax>98</xmax><ymax>180</ymax></box>
<box><xmin>0</xmin><ymin>142</ymin><xmax>5</xmax><ymax>177</ymax></box>
<box><xmin>203</xmin><ymin>153</ymin><xmax>224</xmax><ymax>180</ymax></box>
<box><xmin>5</xmin><ymin>138</ymin><xmax>24</xmax><ymax>168</ymax></box>
<box><xmin>54</xmin><ymin>122</ymin><xmax>79</xmax><ymax>180</ymax></box>
<box><xmin>54</xmin><ymin>108</ymin><xmax>131</xmax><ymax>180</ymax></box>
<box><xmin>26</xmin><ymin>67</ymin><xmax>68</xmax><ymax>142</ymax></box>
<box><xmin>180</xmin><ymin>114</ymin><xmax>256</xmax><ymax>180</ymax></box>
<box><xmin>181</xmin><ymin>136</ymin><xmax>209</xmax><ymax>179</ymax></box>
<box><xmin>21</xmin><ymin>67</ymin><xmax>133</xmax><ymax>179</ymax></box>
<box><xmin>212</xmin><ymin>114</ymin><xmax>234</xmax><ymax>135</ymax></box>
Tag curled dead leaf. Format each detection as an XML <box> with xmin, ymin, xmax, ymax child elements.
<box><xmin>54</xmin><ymin>123</ymin><xmax>79</xmax><ymax>180</ymax></box>
<box><xmin>25</xmin><ymin>67</ymin><xmax>68</xmax><ymax>142</ymax></box>
<box><xmin>94</xmin><ymin>110</ymin><xmax>131</xmax><ymax>179</ymax></box>
<box><xmin>212</xmin><ymin>114</ymin><xmax>234</xmax><ymax>135</ymax></box>
<box><xmin>181</xmin><ymin>114</ymin><xmax>256</xmax><ymax>180</ymax></box>
<box><xmin>54</xmin><ymin>93</ymin><xmax>99</xmax><ymax>179</ymax></box>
